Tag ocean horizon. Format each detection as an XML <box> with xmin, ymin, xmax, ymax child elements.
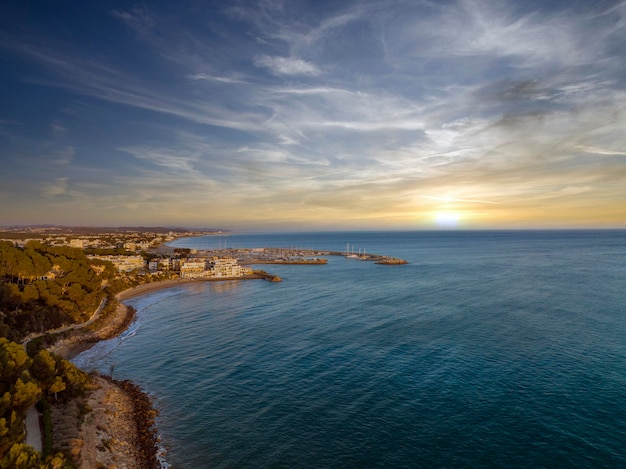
<box><xmin>74</xmin><ymin>230</ymin><xmax>626</xmax><ymax>468</ymax></box>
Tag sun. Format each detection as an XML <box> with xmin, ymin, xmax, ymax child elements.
<box><xmin>434</xmin><ymin>212</ymin><xmax>460</xmax><ymax>228</ymax></box>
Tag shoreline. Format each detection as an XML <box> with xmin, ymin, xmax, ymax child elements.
<box><xmin>51</xmin><ymin>374</ymin><xmax>159</xmax><ymax>469</ymax></box>
<box><xmin>53</xmin><ymin>275</ymin><xmax>266</xmax><ymax>359</ymax></box>
<box><xmin>52</xmin><ymin>274</ymin><xmax>270</xmax><ymax>468</ymax></box>
<box><xmin>114</xmin><ymin>276</ymin><xmax>256</xmax><ymax>302</ymax></box>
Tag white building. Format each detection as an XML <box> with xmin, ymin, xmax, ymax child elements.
<box><xmin>180</xmin><ymin>259</ymin><xmax>209</xmax><ymax>279</ymax></box>
<box><xmin>178</xmin><ymin>257</ymin><xmax>252</xmax><ymax>279</ymax></box>
<box><xmin>209</xmin><ymin>258</ymin><xmax>252</xmax><ymax>278</ymax></box>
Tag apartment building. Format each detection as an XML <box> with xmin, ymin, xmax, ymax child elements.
<box><xmin>209</xmin><ymin>258</ymin><xmax>252</xmax><ymax>278</ymax></box>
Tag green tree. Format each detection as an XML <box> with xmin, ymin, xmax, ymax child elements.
<box><xmin>42</xmin><ymin>453</ymin><xmax>72</xmax><ymax>469</ymax></box>
<box><xmin>29</xmin><ymin>351</ymin><xmax>57</xmax><ymax>390</ymax></box>
<box><xmin>0</xmin><ymin>443</ymin><xmax>40</xmax><ymax>469</ymax></box>
<box><xmin>48</xmin><ymin>377</ymin><xmax>65</xmax><ymax>402</ymax></box>
<box><xmin>0</xmin><ymin>339</ymin><xmax>31</xmax><ymax>390</ymax></box>
<box><xmin>20</xmin><ymin>285</ymin><xmax>39</xmax><ymax>303</ymax></box>
<box><xmin>26</xmin><ymin>251</ymin><xmax>52</xmax><ymax>280</ymax></box>
<box><xmin>0</xmin><ymin>242</ymin><xmax>20</xmax><ymax>283</ymax></box>
<box><xmin>56</xmin><ymin>360</ymin><xmax>88</xmax><ymax>399</ymax></box>
<box><xmin>11</xmin><ymin>378</ymin><xmax>41</xmax><ymax>411</ymax></box>
<box><xmin>0</xmin><ymin>392</ymin><xmax>11</xmax><ymax>416</ymax></box>
<box><xmin>16</xmin><ymin>255</ymin><xmax>35</xmax><ymax>285</ymax></box>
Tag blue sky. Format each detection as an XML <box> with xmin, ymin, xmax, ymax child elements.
<box><xmin>1</xmin><ymin>0</ymin><xmax>625</xmax><ymax>230</ymax></box>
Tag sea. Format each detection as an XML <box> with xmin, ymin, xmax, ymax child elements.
<box><xmin>73</xmin><ymin>230</ymin><xmax>626</xmax><ymax>468</ymax></box>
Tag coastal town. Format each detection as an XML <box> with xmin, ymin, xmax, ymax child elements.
<box><xmin>0</xmin><ymin>225</ymin><xmax>408</xmax><ymax>468</ymax></box>
<box><xmin>1</xmin><ymin>226</ymin><xmax>407</xmax><ymax>280</ymax></box>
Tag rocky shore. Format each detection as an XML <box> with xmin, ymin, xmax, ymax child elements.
<box><xmin>51</xmin><ymin>375</ymin><xmax>159</xmax><ymax>468</ymax></box>
<box><xmin>43</xmin><ymin>275</ymin><xmax>276</xmax><ymax>469</ymax></box>
<box><xmin>45</xmin><ymin>289</ymin><xmax>160</xmax><ymax>468</ymax></box>
<box><xmin>48</xmin><ymin>301</ymin><xmax>137</xmax><ymax>359</ymax></box>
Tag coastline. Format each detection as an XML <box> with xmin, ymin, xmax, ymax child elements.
<box><xmin>115</xmin><ymin>276</ymin><xmax>230</xmax><ymax>302</ymax></box>
<box><xmin>53</xmin><ymin>275</ymin><xmax>264</xmax><ymax>358</ymax></box>
<box><xmin>52</xmin><ymin>274</ymin><xmax>268</xmax><ymax>468</ymax></box>
<box><xmin>51</xmin><ymin>374</ymin><xmax>159</xmax><ymax>469</ymax></box>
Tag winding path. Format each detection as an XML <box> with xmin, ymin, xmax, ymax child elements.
<box><xmin>21</xmin><ymin>297</ymin><xmax>107</xmax><ymax>348</ymax></box>
<box><xmin>20</xmin><ymin>298</ymin><xmax>107</xmax><ymax>453</ymax></box>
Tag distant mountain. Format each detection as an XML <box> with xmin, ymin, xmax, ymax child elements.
<box><xmin>0</xmin><ymin>225</ymin><xmax>230</xmax><ymax>234</ymax></box>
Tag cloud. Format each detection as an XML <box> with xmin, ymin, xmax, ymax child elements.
<box><xmin>42</xmin><ymin>177</ymin><xmax>77</xmax><ymax>198</ymax></box>
<box><xmin>117</xmin><ymin>146</ymin><xmax>198</xmax><ymax>174</ymax></box>
<box><xmin>0</xmin><ymin>39</ymin><xmax>267</xmax><ymax>132</ymax></box>
<box><xmin>575</xmin><ymin>145</ymin><xmax>626</xmax><ymax>156</ymax></box>
<box><xmin>2</xmin><ymin>1</ymin><xmax>626</xmax><ymax>228</ymax></box>
<box><xmin>188</xmin><ymin>73</ymin><xmax>248</xmax><ymax>84</ymax></box>
<box><xmin>0</xmin><ymin>119</ymin><xmax>23</xmax><ymax>126</ymax></box>
<box><xmin>111</xmin><ymin>7</ymin><xmax>156</xmax><ymax>33</ymax></box>
<box><xmin>254</xmin><ymin>55</ymin><xmax>321</xmax><ymax>76</ymax></box>
<box><xmin>52</xmin><ymin>145</ymin><xmax>74</xmax><ymax>166</ymax></box>
<box><xmin>421</xmin><ymin>195</ymin><xmax>499</xmax><ymax>205</ymax></box>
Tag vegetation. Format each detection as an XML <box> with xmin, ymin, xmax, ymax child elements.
<box><xmin>0</xmin><ymin>234</ymin><xmax>172</xmax><ymax>467</ymax></box>
<box><xmin>82</xmin><ymin>247</ymin><xmax>133</xmax><ymax>256</ymax></box>
<box><xmin>0</xmin><ymin>338</ymin><xmax>87</xmax><ymax>468</ymax></box>
<box><xmin>36</xmin><ymin>398</ymin><xmax>52</xmax><ymax>457</ymax></box>
<box><xmin>0</xmin><ymin>231</ymin><xmax>241</xmax><ymax>467</ymax></box>
<box><xmin>0</xmin><ymin>241</ymin><xmax>117</xmax><ymax>342</ymax></box>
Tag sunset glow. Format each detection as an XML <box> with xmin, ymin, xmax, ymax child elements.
<box><xmin>0</xmin><ymin>1</ymin><xmax>625</xmax><ymax>230</ymax></box>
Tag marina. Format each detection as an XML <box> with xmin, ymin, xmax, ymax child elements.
<box><xmin>175</xmin><ymin>246</ymin><xmax>408</xmax><ymax>266</ymax></box>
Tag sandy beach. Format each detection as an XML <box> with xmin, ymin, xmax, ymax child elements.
<box><xmin>115</xmin><ymin>273</ymin><xmax>268</xmax><ymax>301</ymax></box>
<box><xmin>115</xmin><ymin>277</ymin><xmax>200</xmax><ymax>301</ymax></box>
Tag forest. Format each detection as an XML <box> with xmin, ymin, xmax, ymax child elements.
<box><xmin>0</xmin><ymin>240</ymin><xmax>160</xmax><ymax>466</ymax></box>
<box><xmin>0</xmin><ymin>241</ymin><xmax>118</xmax><ymax>342</ymax></box>
<box><xmin>0</xmin><ymin>242</ymin><xmax>132</xmax><ymax>467</ymax></box>
<box><xmin>1</xmin><ymin>337</ymin><xmax>88</xmax><ymax>468</ymax></box>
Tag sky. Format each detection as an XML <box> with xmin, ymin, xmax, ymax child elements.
<box><xmin>1</xmin><ymin>0</ymin><xmax>625</xmax><ymax>231</ymax></box>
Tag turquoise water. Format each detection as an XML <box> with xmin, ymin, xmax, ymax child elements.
<box><xmin>74</xmin><ymin>231</ymin><xmax>626</xmax><ymax>467</ymax></box>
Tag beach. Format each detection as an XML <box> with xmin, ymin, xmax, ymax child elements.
<box><xmin>115</xmin><ymin>277</ymin><xmax>212</xmax><ymax>301</ymax></box>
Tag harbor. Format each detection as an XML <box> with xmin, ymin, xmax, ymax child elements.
<box><xmin>178</xmin><ymin>246</ymin><xmax>408</xmax><ymax>266</ymax></box>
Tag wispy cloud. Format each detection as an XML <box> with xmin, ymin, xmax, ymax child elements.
<box><xmin>1</xmin><ymin>1</ymin><xmax>625</xmax><ymax>228</ymax></box>
<box><xmin>421</xmin><ymin>196</ymin><xmax>499</xmax><ymax>205</ymax></box>
<box><xmin>110</xmin><ymin>7</ymin><xmax>156</xmax><ymax>34</ymax></box>
<box><xmin>188</xmin><ymin>73</ymin><xmax>248</xmax><ymax>84</ymax></box>
<box><xmin>254</xmin><ymin>55</ymin><xmax>321</xmax><ymax>76</ymax></box>
<box><xmin>41</xmin><ymin>177</ymin><xmax>82</xmax><ymax>199</ymax></box>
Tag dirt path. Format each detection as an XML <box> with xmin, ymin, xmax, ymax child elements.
<box><xmin>25</xmin><ymin>405</ymin><xmax>42</xmax><ymax>453</ymax></box>
<box><xmin>21</xmin><ymin>297</ymin><xmax>107</xmax><ymax>348</ymax></box>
